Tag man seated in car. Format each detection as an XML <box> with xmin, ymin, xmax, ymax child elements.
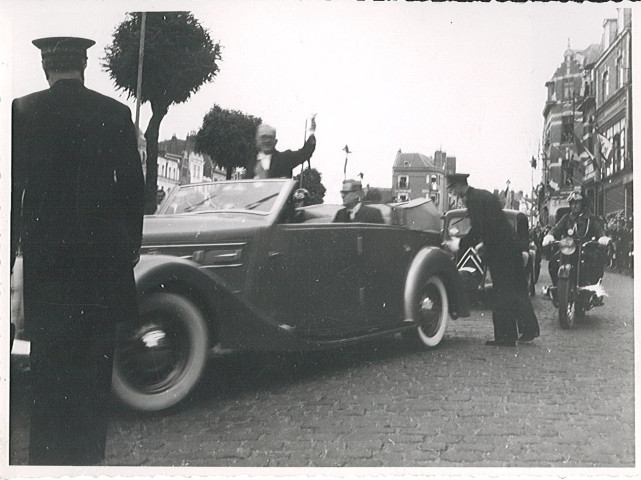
<box><xmin>333</xmin><ymin>179</ymin><xmax>384</xmax><ymax>224</ymax></box>
<box><xmin>542</xmin><ymin>190</ymin><xmax>611</xmax><ymax>288</ymax></box>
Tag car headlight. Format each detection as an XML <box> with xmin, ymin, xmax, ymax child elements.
<box><xmin>559</xmin><ymin>237</ymin><xmax>576</xmax><ymax>255</ymax></box>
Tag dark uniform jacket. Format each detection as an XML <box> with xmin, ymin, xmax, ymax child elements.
<box><xmin>460</xmin><ymin>187</ymin><xmax>539</xmax><ymax>340</ymax></box>
<box><xmin>333</xmin><ymin>204</ymin><xmax>384</xmax><ymax>224</ymax></box>
<box><xmin>550</xmin><ymin>211</ymin><xmax>604</xmax><ymax>241</ymax></box>
<box><xmin>12</xmin><ymin>79</ymin><xmax>145</xmax><ymax>338</ymax></box>
<box><xmin>459</xmin><ymin>186</ymin><xmax>517</xmax><ymax>262</ymax></box>
<box><xmin>247</xmin><ymin>135</ymin><xmax>316</xmax><ymax>178</ymax></box>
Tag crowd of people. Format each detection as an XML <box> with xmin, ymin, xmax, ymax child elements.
<box><xmin>602</xmin><ymin>214</ymin><xmax>634</xmax><ymax>274</ymax></box>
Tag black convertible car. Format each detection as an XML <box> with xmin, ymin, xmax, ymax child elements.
<box><xmin>13</xmin><ymin>179</ymin><xmax>470</xmax><ymax>412</ymax></box>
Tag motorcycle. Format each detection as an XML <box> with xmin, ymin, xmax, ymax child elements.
<box><xmin>546</xmin><ymin>238</ymin><xmax>607</xmax><ymax>329</ymax></box>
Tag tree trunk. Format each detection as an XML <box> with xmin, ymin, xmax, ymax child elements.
<box><xmin>226</xmin><ymin>165</ymin><xmax>233</xmax><ymax>180</ymax></box>
<box><xmin>144</xmin><ymin>103</ymin><xmax>168</xmax><ymax>214</ymax></box>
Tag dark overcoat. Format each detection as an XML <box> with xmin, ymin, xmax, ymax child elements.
<box><xmin>459</xmin><ymin>186</ymin><xmax>539</xmax><ymax>340</ymax></box>
<box><xmin>11</xmin><ymin>79</ymin><xmax>145</xmax><ymax>339</ymax></box>
<box><xmin>459</xmin><ymin>187</ymin><xmax>516</xmax><ymax>261</ymax></box>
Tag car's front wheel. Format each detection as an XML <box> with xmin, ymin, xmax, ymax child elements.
<box><xmin>412</xmin><ymin>275</ymin><xmax>449</xmax><ymax>347</ymax></box>
<box><xmin>112</xmin><ymin>292</ymin><xmax>209</xmax><ymax>412</ymax></box>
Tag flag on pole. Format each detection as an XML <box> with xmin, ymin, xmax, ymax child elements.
<box><xmin>598</xmin><ymin>133</ymin><xmax>613</xmax><ymax>162</ymax></box>
<box><xmin>572</xmin><ymin>130</ymin><xmax>599</xmax><ymax>170</ymax></box>
<box><xmin>579</xmin><ymin>151</ymin><xmax>596</xmax><ymax>165</ymax></box>
<box><xmin>343</xmin><ymin>145</ymin><xmax>351</xmax><ymax>179</ymax></box>
<box><xmin>530</xmin><ymin>156</ymin><xmax>537</xmax><ymax>169</ymax></box>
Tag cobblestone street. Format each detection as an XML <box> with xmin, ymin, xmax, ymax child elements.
<box><xmin>9</xmin><ymin>262</ymin><xmax>635</xmax><ymax>469</ymax></box>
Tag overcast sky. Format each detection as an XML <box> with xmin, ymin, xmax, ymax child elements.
<box><xmin>1</xmin><ymin>0</ymin><xmax>633</xmax><ymax>203</ymax></box>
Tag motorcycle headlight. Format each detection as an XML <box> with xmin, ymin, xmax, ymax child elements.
<box><xmin>559</xmin><ymin>237</ymin><xmax>576</xmax><ymax>255</ymax></box>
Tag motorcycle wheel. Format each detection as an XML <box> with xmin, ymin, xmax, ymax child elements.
<box><xmin>558</xmin><ymin>278</ymin><xmax>577</xmax><ymax>329</ymax></box>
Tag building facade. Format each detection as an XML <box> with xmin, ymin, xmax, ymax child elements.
<box><xmin>158</xmin><ymin>134</ymin><xmax>226</xmax><ymax>186</ymax></box>
<box><xmin>540</xmin><ymin>42</ymin><xmax>600</xmax><ymax>225</ymax></box>
<box><xmin>157</xmin><ymin>153</ymin><xmax>181</xmax><ymax>193</ymax></box>
<box><xmin>591</xmin><ymin>9</ymin><xmax>633</xmax><ymax>220</ymax></box>
<box><xmin>391</xmin><ymin>150</ymin><xmax>456</xmax><ymax>216</ymax></box>
<box><xmin>540</xmin><ymin>8</ymin><xmax>632</xmax><ymax>226</ymax></box>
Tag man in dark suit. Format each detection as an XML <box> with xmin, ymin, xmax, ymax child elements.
<box><xmin>11</xmin><ymin>36</ymin><xmax>145</xmax><ymax>465</ymax></box>
<box><xmin>247</xmin><ymin>118</ymin><xmax>316</xmax><ymax>178</ymax></box>
<box><xmin>333</xmin><ymin>179</ymin><xmax>385</xmax><ymax>223</ymax></box>
<box><xmin>445</xmin><ymin>173</ymin><xmax>539</xmax><ymax>346</ymax></box>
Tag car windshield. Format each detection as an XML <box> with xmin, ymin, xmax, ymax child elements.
<box><xmin>157</xmin><ymin>180</ymin><xmax>288</xmax><ymax>216</ymax></box>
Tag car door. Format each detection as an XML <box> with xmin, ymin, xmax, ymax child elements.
<box><xmin>251</xmin><ymin>223</ymin><xmax>366</xmax><ymax>340</ymax></box>
<box><xmin>358</xmin><ymin>225</ymin><xmax>417</xmax><ymax>329</ymax></box>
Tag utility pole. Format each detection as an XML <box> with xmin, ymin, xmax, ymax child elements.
<box><xmin>530</xmin><ymin>156</ymin><xmax>535</xmax><ymax>224</ymax></box>
<box><xmin>134</xmin><ymin>12</ymin><xmax>146</xmax><ymax>151</ymax></box>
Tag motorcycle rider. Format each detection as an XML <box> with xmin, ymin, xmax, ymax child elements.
<box><xmin>542</xmin><ymin>190</ymin><xmax>611</xmax><ymax>293</ymax></box>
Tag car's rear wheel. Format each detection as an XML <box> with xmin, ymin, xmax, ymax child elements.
<box><xmin>412</xmin><ymin>275</ymin><xmax>449</xmax><ymax>347</ymax></box>
<box><xmin>112</xmin><ymin>292</ymin><xmax>209</xmax><ymax>411</ymax></box>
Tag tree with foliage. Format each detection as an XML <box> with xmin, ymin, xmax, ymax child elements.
<box><xmin>194</xmin><ymin>105</ymin><xmax>262</xmax><ymax>179</ymax></box>
<box><xmin>293</xmin><ymin>168</ymin><xmax>326</xmax><ymax>205</ymax></box>
<box><xmin>363</xmin><ymin>188</ymin><xmax>382</xmax><ymax>202</ymax></box>
<box><xmin>103</xmin><ymin>11</ymin><xmax>222</xmax><ymax>213</ymax></box>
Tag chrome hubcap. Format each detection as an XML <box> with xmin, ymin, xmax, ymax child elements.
<box><xmin>420</xmin><ymin>297</ymin><xmax>435</xmax><ymax>312</ymax></box>
<box><xmin>116</xmin><ymin>318</ymin><xmax>188</xmax><ymax>394</ymax></box>
<box><xmin>419</xmin><ymin>286</ymin><xmax>441</xmax><ymax>336</ymax></box>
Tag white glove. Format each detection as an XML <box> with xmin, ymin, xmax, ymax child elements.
<box><xmin>598</xmin><ymin>236</ymin><xmax>612</xmax><ymax>246</ymax></box>
<box><xmin>542</xmin><ymin>234</ymin><xmax>554</xmax><ymax>247</ymax></box>
<box><xmin>307</xmin><ymin>114</ymin><xmax>317</xmax><ymax>135</ymax></box>
<box><xmin>444</xmin><ymin>237</ymin><xmax>461</xmax><ymax>253</ymax></box>
<box><xmin>521</xmin><ymin>251</ymin><xmax>529</xmax><ymax>267</ymax></box>
<box><xmin>474</xmin><ymin>242</ymin><xmax>485</xmax><ymax>255</ymax></box>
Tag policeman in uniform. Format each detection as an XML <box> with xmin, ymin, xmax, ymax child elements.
<box><xmin>542</xmin><ymin>190</ymin><xmax>611</xmax><ymax>288</ymax></box>
<box><xmin>11</xmin><ymin>36</ymin><xmax>145</xmax><ymax>465</ymax></box>
<box><xmin>445</xmin><ymin>173</ymin><xmax>539</xmax><ymax>345</ymax></box>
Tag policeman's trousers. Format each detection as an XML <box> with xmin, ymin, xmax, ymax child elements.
<box><xmin>28</xmin><ymin>317</ymin><xmax>116</xmax><ymax>466</ymax></box>
<box><xmin>488</xmin><ymin>252</ymin><xmax>539</xmax><ymax>341</ymax></box>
